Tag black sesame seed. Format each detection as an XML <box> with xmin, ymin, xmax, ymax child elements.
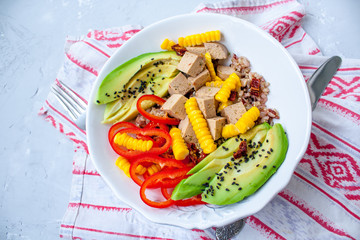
<box><xmin>225</xmin><ymin>188</ymin><xmax>230</xmax><ymax>191</ymax></box>
<box><xmin>273</xmin><ymin>165</ymin><xmax>276</xmax><ymax>168</ymax></box>
<box><xmin>256</xmin><ymin>164</ymin><xmax>259</xmax><ymax>167</ymax></box>
<box><xmin>263</xmin><ymin>165</ymin><xmax>267</xmax><ymax>169</ymax></box>
<box><xmin>151</xmin><ymin>58</ymin><xmax>154</xmax><ymax>60</ymax></box>
<box><xmin>270</xmin><ymin>148</ymin><xmax>273</xmax><ymax>152</ymax></box>
<box><xmin>266</xmin><ymin>139</ymin><xmax>269</xmax><ymax>143</ymax></box>
<box><xmin>96</xmin><ymin>100</ymin><xmax>100</xmax><ymax>103</ymax></box>
<box><xmin>216</xmin><ymin>186</ymin><xmax>219</xmax><ymax>189</ymax></box>
<box><xmin>207</xmin><ymin>177</ymin><xmax>211</xmax><ymax>180</ymax></box>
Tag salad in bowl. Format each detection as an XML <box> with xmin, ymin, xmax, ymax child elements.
<box><xmin>87</xmin><ymin>13</ymin><xmax>311</xmax><ymax>229</ymax></box>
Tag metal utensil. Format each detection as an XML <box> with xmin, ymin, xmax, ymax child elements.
<box><xmin>307</xmin><ymin>56</ymin><xmax>342</xmax><ymax>110</ymax></box>
<box><xmin>51</xmin><ymin>80</ymin><xmax>87</xmax><ymax>130</ymax></box>
<box><xmin>215</xmin><ymin>55</ymin><xmax>342</xmax><ymax>240</ymax></box>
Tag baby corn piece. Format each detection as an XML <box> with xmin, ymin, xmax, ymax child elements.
<box><xmin>215</xmin><ymin>73</ymin><xmax>240</xmax><ymax>103</ymax></box>
<box><xmin>115</xmin><ymin>156</ymin><xmax>131</xmax><ymax>177</ymax></box>
<box><xmin>235</xmin><ymin>106</ymin><xmax>260</xmax><ymax>133</ymax></box>
<box><xmin>114</xmin><ymin>133</ymin><xmax>153</xmax><ymax>152</ymax></box>
<box><xmin>160</xmin><ymin>38</ymin><xmax>176</xmax><ymax>51</ymax></box>
<box><xmin>178</xmin><ymin>30</ymin><xmax>221</xmax><ymax>47</ymax></box>
<box><xmin>204</xmin><ymin>52</ymin><xmax>223</xmax><ymax>82</ymax></box>
<box><xmin>222</xmin><ymin>124</ymin><xmax>241</xmax><ymax>138</ymax></box>
<box><xmin>170</xmin><ymin>127</ymin><xmax>189</xmax><ymax>160</ymax></box>
<box><xmin>147</xmin><ymin>164</ymin><xmax>161</xmax><ymax>176</ymax></box>
<box><xmin>135</xmin><ymin>164</ymin><xmax>147</xmax><ymax>175</ymax></box>
<box><xmin>185</xmin><ymin>98</ymin><xmax>217</xmax><ymax>154</ymax></box>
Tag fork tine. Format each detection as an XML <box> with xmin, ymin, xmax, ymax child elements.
<box><xmin>57</xmin><ymin>80</ymin><xmax>87</xmax><ymax>110</ymax></box>
<box><xmin>51</xmin><ymin>86</ymin><xmax>80</xmax><ymax>120</ymax></box>
<box><xmin>52</xmin><ymin>85</ymin><xmax>83</xmax><ymax>115</ymax></box>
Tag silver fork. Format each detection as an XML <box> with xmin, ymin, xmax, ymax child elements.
<box><xmin>51</xmin><ymin>80</ymin><xmax>87</xmax><ymax>130</ymax></box>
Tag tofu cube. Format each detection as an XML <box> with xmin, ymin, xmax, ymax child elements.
<box><xmin>207</xmin><ymin>117</ymin><xmax>227</xmax><ymax>140</ymax></box>
<box><xmin>186</xmin><ymin>46</ymin><xmax>206</xmax><ymax>57</ymax></box>
<box><xmin>178</xmin><ymin>116</ymin><xmax>198</xmax><ymax>144</ymax></box>
<box><xmin>168</xmin><ymin>72</ymin><xmax>192</xmax><ymax>95</ymax></box>
<box><xmin>195</xmin><ymin>97</ymin><xmax>217</xmax><ymax>119</ymax></box>
<box><xmin>177</xmin><ymin>51</ymin><xmax>205</xmax><ymax>77</ymax></box>
<box><xmin>188</xmin><ymin>69</ymin><xmax>211</xmax><ymax>90</ymax></box>
<box><xmin>161</xmin><ymin>94</ymin><xmax>188</xmax><ymax>120</ymax></box>
<box><xmin>195</xmin><ymin>86</ymin><xmax>220</xmax><ymax>99</ymax></box>
<box><xmin>204</xmin><ymin>42</ymin><xmax>229</xmax><ymax>60</ymax></box>
<box><xmin>221</xmin><ymin>102</ymin><xmax>247</xmax><ymax>124</ymax></box>
<box><xmin>217</xmin><ymin>65</ymin><xmax>241</xmax><ymax>81</ymax></box>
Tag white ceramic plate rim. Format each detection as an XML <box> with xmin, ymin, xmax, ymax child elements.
<box><xmin>87</xmin><ymin>13</ymin><xmax>312</xmax><ymax>229</ymax></box>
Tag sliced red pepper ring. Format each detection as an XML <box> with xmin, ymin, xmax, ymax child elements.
<box><xmin>110</xmin><ymin>128</ymin><xmax>172</xmax><ymax>159</ymax></box>
<box><xmin>130</xmin><ymin>155</ymin><xmax>188</xmax><ymax>187</ymax></box>
<box><xmin>140</xmin><ymin>168</ymin><xmax>190</xmax><ymax>208</ymax></box>
<box><xmin>144</xmin><ymin>122</ymin><xmax>169</xmax><ymax>132</ymax></box>
<box><xmin>108</xmin><ymin>121</ymin><xmax>138</xmax><ymax>143</ymax></box>
<box><xmin>137</xmin><ymin>95</ymin><xmax>180</xmax><ymax>125</ymax></box>
<box><xmin>161</xmin><ymin>187</ymin><xmax>206</xmax><ymax>206</ymax></box>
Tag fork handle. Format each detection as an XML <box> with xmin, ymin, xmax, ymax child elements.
<box><xmin>75</xmin><ymin>112</ymin><xmax>87</xmax><ymax>130</ymax></box>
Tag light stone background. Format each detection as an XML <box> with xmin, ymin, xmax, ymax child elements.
<box><xmin>0</xmin><ymin>0</ymin><xmax>359</xmax><ymax>239</ymax></box>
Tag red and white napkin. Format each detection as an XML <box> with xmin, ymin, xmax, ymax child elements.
<box><xmin>40</xmin><ymin>0</ymin><xmax>360</xmax><ymax>239</ymax></box>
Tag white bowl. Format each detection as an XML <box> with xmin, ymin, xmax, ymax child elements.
<box><xmin>87</xmin><ymin>13</ymin><xmax>312</xmax><ymax>229</ymax></box>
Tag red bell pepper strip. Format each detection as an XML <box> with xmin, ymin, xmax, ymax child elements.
<box><xmin>136</xmin><ymin>95</ymin><xmax>180</xmax><ymax>125</ymax></box>
<box><xmin>140</xmin><ymin>168</ymin><xmax>191</xmax><ymax>208</ymax></box>
<box><xmin>129</xmin><ymin>155</ymin><xmax>187</xmax><ymax>187</ymax></box>
<box><xmin>108</xmin><ymin>121</ymin><xmax>138</xmax><ymax>143</ymax></box>
<box><xmin>110</xmin><ymin>128</ymin><xmax>172</xmax><ymax>159</ymax></box>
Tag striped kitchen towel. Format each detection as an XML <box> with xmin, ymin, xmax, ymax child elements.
<box><xmin>39</xmin><ymin>0</ymin><xmax>360</xmax><ymax>239</ymax></box>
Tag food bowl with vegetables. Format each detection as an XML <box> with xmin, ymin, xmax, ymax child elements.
<box><xmin>87</xmin><ymin>13</ymin><xmax>312</xmax><ymax>229</ymax></box>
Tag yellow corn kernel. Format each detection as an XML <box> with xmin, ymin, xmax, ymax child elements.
<box><xmin>215</xmin><ymin>73</ymin><xmax>240</xmax><ymax>103</ymax></box>
<box><xmin>170</xmin><ymin>127</ymin><xmax>189</xmax><ymax>160</ymax></box>
<box><xmin>217</xmin><ymin>100</ymin><xmax>233</xmax><ymax>113</ymax></box>
<box><xmin>204</xmin><ymin>52</ymin><xmax>222</xmax><ymax>82</ymax></box>
<box><xmin>147</xmin><ymin>164</ymin><xmax>161</xmax><ymax>176</ymax></box>
<box><xmin>206</xmin><ymin>81</ymin><xmax>223</xmax><ymax>88</ymax></box>
<box><xmin>135</xmin><ymin>164</ymin><xmax>147</xmax><ymax>175</ymax></box>
<box><xmin>185</xmin><ymin>98</ymin><xmax>217</xmax><ymax>154</ymax></box>
<box><xmin>160</xmin><ymin>38</ymin><xmax>176</xmax><ymax>51</ymax></box>
<box><xmin>235</xmin><ymin>106</ymin><xmax>260</xmax><ymax>133</ymax></box>
<box><xmin>222</xmin><ymin>124</ymin><xmax>241</xmax><ymax>138</ymax></box>
<box><xmin>178</xmin><ymin>30</ymin><xmax>221</xmax><ymax>47</ymax></box>
<box><xmin>114</xmin><ymin>133</ymin><xmax>153</xmax><ymax>152</ymax></box>
<box><xmin>115</xmin><ymin>156</ymin><xmax>131</xmax><ymax>177</ymax></box>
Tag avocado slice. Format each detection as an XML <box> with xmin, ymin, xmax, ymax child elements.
<box><xmin>202</xmin><ymin>123</ymin><xmax>288</xmax><ymax>205</ymax></box>
<box><xmin>102</xmin><ymin>65</ymin><xmax>178</xmax><ymax>123</ymax></box>
<box><xmin>171</xmin><ymin>123</ymin><xmax>271</xmax><ymax>201</ymax></box>
<box><xmin>95</xmin><ymin>51</ymin><xmax>181</xmax><ymax>105</ymax></box>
